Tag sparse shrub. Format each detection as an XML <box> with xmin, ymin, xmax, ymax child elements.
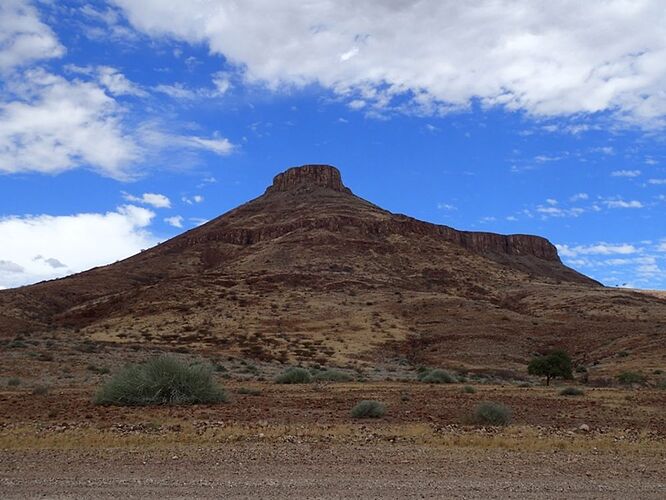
<box><xmin>7</xmin><ymin>377</ymin><xmax>20</xmax><ymax>387</ymax></box>
<box><xmin>76</xmin><ymin>341</ymin><xmax>99</xmax><ymax>353</ymax></box>
<box><xmin>656</xmin><ymin>379</ymin><xmax>666</xmax><ymax>390</ymax></box>
<box><xmin>400</xmin><ymin>391</ymin><xmax>411</xmax><ymax>401</ymax></box>
<box><xmin>617</xmin><ymin>371</ymin><xmax>646</xmax><ymax>385</ymax></box>
<box><xmin>237</xmin><ymin>387</ymin><xmax>261</xmax><ymax>396</ymax></box>
<box><xmin>32</xmin><ymin>385</ymin><xmax>49</xmax><ymax>396</ymax></box>
<box><xmin>7</xmin><ymin>339</ymin><xmax>27</xmax><ymax>349</ymax></box>
<box><xmin>616</xmin><ymin>351</ymin><xmax>629</xmax><ymax>358</ymax></box>
<box><xmin>462</xmin><ymin>385</ymin><xmax>477</xmax><ymax>394</ymax></box>
<box><xmin>275</xmin><ymin>367</ymin><xmax>312</xmax><ymax>384</ymax></box>
<box><xmin>559</xmin><ymin>387</ymin><xmax>584</xmax><ymax>396</ymax></box>
<box><xmin>87</xmin><ymin>364</ymin><xmax>110</xmax><ymax>375</ymax></box>
<box><xmin>93</xmin><ymin>356</ymin><xmax>228</xmax><ymax>406</ymax></box>
<box><xmin>313</xmin><ymin>369</ymin><xmax>353</xmax><ymax>382</ymax></box>
<box><xmin>419</xmin><ymin>368</ymin><xmax>455</xmax><ymax>384</ymax></box>
<box><xmin>527</xmin><ymin>350</ymin><xmax>573</xmax><ymax>386</ymax></box>
<box><xmin>37</xmin><ymin>353</ymin><xmax>54</xmax><ymax>362</ymax></box>
<box><xmin>351</xmin><ymin>400</ymin><xmax>386</xmax><ymax>419</ymax></box>
<box><xmin>471</xmin><ymin>401</ymin><xmax>511</xmax><ymax>426</ymax></box>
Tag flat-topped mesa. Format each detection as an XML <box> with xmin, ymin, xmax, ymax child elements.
<box><xmin>266</xmin><ymin>164</ymin><xmax>352</xmax><ymax>195</ymax></box>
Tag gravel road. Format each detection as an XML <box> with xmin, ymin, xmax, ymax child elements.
<box><xmin>1</xmin><ymin>443</ymin><xmax>664</xmax><ymax>499</ymax></box>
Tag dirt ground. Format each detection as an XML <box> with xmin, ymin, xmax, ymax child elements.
<box><xmin>1</xmin><ymin>379</ymin><xmax>665</xmax><ymax>498</ymax></box>
<box><xmin>1</xmin><ymin>443</ymin><xmax>665</xmax><ymax>499</ymax></box>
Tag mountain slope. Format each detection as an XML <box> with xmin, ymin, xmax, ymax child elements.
<box><xmin>1</xmin><ymin>165</ymin><xmax>664</xmax><ymax>374</ymax></box>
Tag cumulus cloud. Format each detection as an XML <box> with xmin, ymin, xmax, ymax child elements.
<box><xmin>113</xmin><ymin>0</ymin><xmax>666</xmax><ymax>125</ymax></box>
<box><xmin>0</xmin><ymin>69</ymin><xmax>141</xmax><ymax>179</ymax></box>
<box><xmin>0</xmin><ymin>205</ymin><xmax>158</xmax><ymax>289</ymax></box>
<box><xmin>122</xmin><ymin>192</ymin><xmax>171</xmax><ymax>208</ymax></box>
<box><xmin>0</xmin><ymin>0</ymin><xmax>64</xmax><ymax>71</ymax></box>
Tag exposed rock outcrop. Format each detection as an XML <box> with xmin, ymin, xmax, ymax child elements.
<box><xmin>265</xmin><ymin>165</ymin><xmax>352</xmax><ymax>194</ymax></box>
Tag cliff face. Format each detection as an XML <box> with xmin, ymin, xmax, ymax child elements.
<box><xmin>175</xmin><ymin>164</ymin><xmax>560</xmax><ymax>263</ymax></box>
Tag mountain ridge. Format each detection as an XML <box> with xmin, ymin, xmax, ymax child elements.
<box><xmin>1</xmin><ymin>164</ymin><xmax>664</xmax><ymax>376</ymax></box>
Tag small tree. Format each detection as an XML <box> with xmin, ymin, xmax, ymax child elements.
<box><xmin>528</xmin><ymin>350</ymin><xmax>573</xmax><ymax>386</ymax></box>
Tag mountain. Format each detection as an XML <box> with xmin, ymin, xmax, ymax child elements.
<box><xmin>2</xmin><ymin>165</ymin><xmax>665</xmax><ymax>374</ymax></box>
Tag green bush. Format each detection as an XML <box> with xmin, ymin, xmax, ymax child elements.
<box><xmin>93</xmin><ymin>356</ymin><xmax>227</xmax><ymax>406</ymax></box>
<box><xmin>559</xmin><ymin>387</ymin><xmax>584</xmax><ymax>396</ymax></box>
<box><xmin>656</xmin><ymin>379</ymin><xmax>666</xmax><ymax>390</ymax></box>
<box><xmin>528</xmin><ymin>350</ymin><xmax>573</xmax><ymax>386</ymax></box>
<box><xmin>462</xmin><ymin>385</ymin><xmax>477</xmax><ymax>394</ymax></box>
<box><xmin>472</xmin><ymin>401</ymin><xmax>511</xmax><ymax>426</ymax></box>
<box><xmin>275</xmin><ymin>367</ymin><xmax>312</xmax><ymax>384</ymax></box>
<box><xmin>617</xmin><ymin>371</ymin><xmax>646</xmax><ymax>385</ymax></box>
<box><xmin>420</xmin><ymin>369</ymin><xmax>455</xmax><ymax>384</ymax></box>
<box><xmin>351</xmin><ymin>400</ymin><xmax>386</xmax><ymax>419</ymax></box>
<box><xmin>7</xmin><ymin>377</ymin><xmax>20</xmax><ymax>387</ymax></box>
<box><xmin>313</xmin><ymin>369</ymin><xmax>353</xmax><ymax>382</ymax></box>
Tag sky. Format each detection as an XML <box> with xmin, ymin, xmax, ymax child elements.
<box><xmin>0</xmin><ymin>0</ymin><xmax>665</xmax><ymax>290</ymax></box>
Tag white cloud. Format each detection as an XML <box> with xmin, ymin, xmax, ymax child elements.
<box><xmin>155</xmin><ymin>83</ymin><xmax>198</xmax><ymax>99</ymax></box>
<box><xmin>155</xmin><ymin>79</ymin><xmax>229</xmax><ymax>100</ymax></box>
<box><xmin>212</xmin><ymin>71</ymin><xmax>231</xmax><ymax>94</ymax></box>
<box><xmin>97</xmin><ymin>66</ymin><xmax>147</xmax><ymax>97</ymax></box>
<box><xmin>611</xmin><ymin>169</ymin><xmax>641</xmax><ymax>177</ymax></box>
<box><xmin>123</xmin><ymin>192</ymin><xmax>171</xmax><ymax>208</ymax></box>
<box><xmin>647</xmin><ymin>178</ymin><xmax>666</xmax><ymax>185</ymax></box>
<box><xmin>139</xmin><ymin>126</ymin><xmax>235</xmax><ymax>158</ymax></box>
<box><xmin>113</xmin><ymin>0</ymin><xmax>666</xmax><ymax>125</ymax></box>
<box><xmin>603</xmin><ymin>199</ymin><xmax>643</xmax><ymax>209</ymax></box>
<box><xmin>569</xmin><ymin>192</ymin><xmax>589</xmax><ymax>202</ymax></box>
<box><xmin>0</xmin><ymin>0</ymin><xmax>65</xmax><ymax>72</ymax></box>
<box><xmin>436</xmin><ymin>202</ymin><xmax>456</xmax><ymax>210</ymax></box>
<box><xmin>182</xmin><ymin>194</ymin><xmax>204</xmax><ymax>205</ymax></box>
<box><xmin>0</xmin><ymin>69</ymin><xmax>141</xmax><ymax>179</ymax></box>
<box><xmin>0</xmin><ymin>205</ymin><xmax>157</xmax><ymax>289</ymax></box>
<box><xmin>164</xmin><ymin>215</ymin><xmax>184</xmax><ymax>228</ymax></box>
<box><xmin>557</xmin><ymin>243</ymin><xmax>637</xmax><ymax>258</ymax></box>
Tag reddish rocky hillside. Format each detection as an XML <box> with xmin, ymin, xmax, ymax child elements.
<box><xmin>1</xmin><ymin>165</ymin><xmax>665</xmax><ymax>374</ymax></box>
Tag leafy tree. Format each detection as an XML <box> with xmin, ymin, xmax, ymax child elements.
<box><xmin>527</xmin><ymin>350</ymin><xmax>573</xmax><ymax>386</ymax></box>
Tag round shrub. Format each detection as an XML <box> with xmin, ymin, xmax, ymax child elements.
<box><xmin>559</xmin><ymin>387</ymin><xmax>584</xmax><ymax>396</ymax></box>
<box><xmin>93</xmin><ymin>356</ymin><xmax>227</xmax><ymax>406</ymax></box>
<box><xmin>462</xmin><ymin>385</ymin><xmax>477</xmax><ymax>394</ymax></box>
<box><xmin>7</xmin><ymin>377</ymin><xmax>20</xmax><ymax>387</ymax></box>
<box><xmin>275</xmin><ymin>367</ymin><xmax>312</xmax><ymax>384</ymax></box>
<box><xmin>472</xmin><ymin>401</ymin><xmax>511</xmax><ymax>426</ymax></box>
<box><xmin>351</xmin><ymin>400</ymin><xmax>386</xmax><ymax>419</ymax></box>
<box><xmin>617</xmin><ymin>371</ymin><xmax>646</xmax><ymax>385</ymax></box>
<box><xmin>421</xmin><ymin>369</ymin><xmax>455</xmax><ymax>384</ymax></box>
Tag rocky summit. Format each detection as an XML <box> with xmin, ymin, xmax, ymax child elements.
<box><xmin>1</xmin><ymin>164</ymin><xmax>665</xmax><ymax>373</ymax></box>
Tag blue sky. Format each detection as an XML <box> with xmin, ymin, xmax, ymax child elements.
<box><xmin>1</xmin><ymin>0</ymin><xmax>665</xmax><ymax>289</ymax></box>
